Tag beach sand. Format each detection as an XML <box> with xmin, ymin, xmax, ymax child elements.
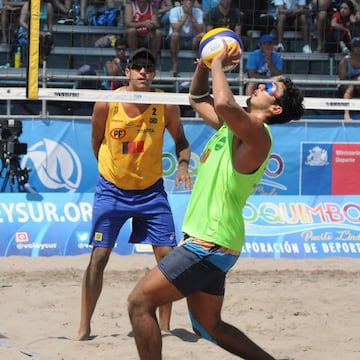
<box><xmin>0</xmin><ymin>254</ymin><xmax>359</xmax><ymax>360</ymax></box>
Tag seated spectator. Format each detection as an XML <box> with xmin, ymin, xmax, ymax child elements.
<box><xmin>233</xmin><ymin>0</ymin><xmax>275</xmax><ymax>37</ymax></box>
<box><xmin>1</xmin><ymin>1</ymin><xmax>26</xmax><ymax>45</ymax></box>
<box><xmin>245</xmin><ymin>34</ymin><xmax>283</xmax><ymax>96</ymax></box>
<box><xmin>204</xmin><ymin>0</ymin><xmax>243</xmax><ymax>39</ymax></box>
<box><xmin>327</xmin><ymin>0</ymin><xmax>356</xmax><ymax>53</ymax></box>
<box><xmin>81</xmin><ymin>0</ymin><xmax>117</xmax><ymax>25</ymax></box>
<box><xmin>51</xmin><ymin>0</ymin><xmax>74</xmax><ymax>24</ymax></box>
<box><xmin>168</xmin><ymin>0</ymin><xmax>204</xmax><ymax>76</ymax></box>
<box><xmin>274</xmin><ymin>0</ymin><xmax>312</xmax><ymax>53</ymax></box>
<box><xmin>18</xmin><ymin>0</ymin><xmax>54</xmax><ymax>65</ymax></box>
<box><xmin>352</xmin><ymin>0</ymin><xmax>360</xmax><ymax>37</ymax></box>
<box><xmin>338</xmin><ymin>36</ymin><xmax>360</xmax><ymax>120</ymax></box>
<box><xmin>102</xmin><ymin>37</ymin><xmax>128</xmax><ymax>90</ymax></box>
<box><xmin>201</xmin><ymin>0</ymin><xmax>220</xmax><ymax>15</ymax></box>
<box><xmin>312</xmin><ymin>0</ymin><xmax>337</xmax><ymax>52</ymax></box>
<box><xmin>153</xmin><ymin>0</ymin><xmax>173</xmax><ymax>32</ymax></box>
<box><xmin>124</xmin><ymin>0</ymin><xmax>162</xmax><ymax>55</ymax></box>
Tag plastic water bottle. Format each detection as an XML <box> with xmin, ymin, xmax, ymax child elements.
<box><xmin>14</xmin><ymin>47</ymin><xmax>21</xmax><ymax>68</ymax></box>
<box><xmin>73</xmin><ymin>0</ymin><xmax>80</xmax><ymax>22</ymax></box>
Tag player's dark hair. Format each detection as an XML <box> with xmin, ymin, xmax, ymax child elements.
<box><xmin>268</xmin><ymin>78</ymin><xmax>304</xmax><ymax>124</ymax></box>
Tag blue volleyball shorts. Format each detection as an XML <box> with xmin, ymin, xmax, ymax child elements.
<box><xmin>90</xmin><ymin>176</ymin><xmax>177</xmax><ymax>248</ymax></box>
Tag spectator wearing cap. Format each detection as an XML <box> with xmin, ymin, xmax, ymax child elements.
<box><xmin>245</xmin><ymin>34</ymin><xmax>283</xmax><ymax>96</ymax></box>
<box><xmin>338</xmin><ymin>36</ymin><xmax>360</xmax><ymax>120</ymax></box>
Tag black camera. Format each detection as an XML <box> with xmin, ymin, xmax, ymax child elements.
<box><xmin>0</xmin><ymin>119</ymin><xmax>28</xmax><ymax>158</ymax></box>
<box><xmin>0</xmin><ymin>119</ymin><xmax>30</xmax><ymax>192</ymax></box>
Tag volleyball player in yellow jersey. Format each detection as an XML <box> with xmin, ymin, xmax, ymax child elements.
<box><xmin>76</xmin><ymin>48</ymin><xmax>192</xmax><ymax>341</ymax></box>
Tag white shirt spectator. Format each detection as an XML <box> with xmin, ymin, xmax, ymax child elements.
<box><xmin>168</xmin><ymin>5</ymin><xmax>203</xmax><ymax>37</ymax></box>
<box><xmin>274</xmin><ymin>0</ymin><xmax>306</xmax><ymax>11</ymax></box>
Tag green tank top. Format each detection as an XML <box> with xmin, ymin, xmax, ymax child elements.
<box><xmin>182</xmin><ymin>123</ymin><xmax>273</xmax><ymax>252</ymax></box>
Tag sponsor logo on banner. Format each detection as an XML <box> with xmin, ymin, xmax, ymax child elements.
<box><xmin>15</xmin><ymin>231</ymin><xmax>30</xmax><ymax>243</ymax></box>
<box><xmin>21</xmin><ymin>138</ymin><xmax>82</xmax><ymax>193</ymax></box>
<box><xmin>76</xmin><ymin>231</ymin><xmax>91</xmax><ymax>249</ymax></box>
<box><xmin>305</xmin><ymin>146</ymin><xmax>329</xmax><ymax>166</ymax></box>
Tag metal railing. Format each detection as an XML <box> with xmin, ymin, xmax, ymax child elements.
<box><xmin>1</xmin><ymin>60</ymin><xmax>360</xmax><ymax>119</ymax></box>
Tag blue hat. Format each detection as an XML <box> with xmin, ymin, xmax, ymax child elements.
<box><xmin>260</xmin><ymin>34</ymin><xmax>274</xmax><ymax>44</ymax></box>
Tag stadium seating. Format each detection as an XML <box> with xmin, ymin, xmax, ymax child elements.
<box><xmin>0</xmin><ymin>17</ymin><xmax>347</xmax><ymax>117</ymax></box>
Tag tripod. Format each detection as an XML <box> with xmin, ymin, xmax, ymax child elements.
<box><xmin>0</xmin><ymin>156</ymin><xmax>30</xmax><ymax>193</ymax></box>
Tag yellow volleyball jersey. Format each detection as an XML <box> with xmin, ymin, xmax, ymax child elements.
<box><xmin>98</xmin><ymin>90</ymin><xmax>166</xmax><ymax>190</ymax></box>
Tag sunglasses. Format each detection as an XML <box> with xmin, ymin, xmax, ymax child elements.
<box><xmin>264</xmin><ymin>83</ymin><xmax>279</xmax><ymax>100</ymax></box>
<box><xmin>116</xmin><ymin>47</ymin><xmax>126</xmax><ymax>51</ymax></box>
<box><xmin>130</xmin><ymin>63</ymin><xmax>156</xmax><ymax>72</ymax></box>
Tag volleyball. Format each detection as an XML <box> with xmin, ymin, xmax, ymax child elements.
<box><xmin>199</xmin><ymin>28</ymin><xmax>243</xmax><ymax>71</ymax></box>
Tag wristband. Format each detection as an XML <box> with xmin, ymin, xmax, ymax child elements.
<box><xmin>189</xmin><ymin>91</ymin><xmax>210</xmax><ymax>100</ymax></box>
<box><xmin>178</xmin><ymin>159</ymin><xmax>189</xmax><ymax>166</ymax></box>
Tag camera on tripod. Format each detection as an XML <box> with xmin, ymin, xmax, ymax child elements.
<box><xmin>0</xmin><ymin>119</ymin><xmax>30</xmax><ymax>192</ymax></box>
<box><xmin>0</xmin><ymin>119</ymin><xmax>27</xmax><ymax>157</ymax></box>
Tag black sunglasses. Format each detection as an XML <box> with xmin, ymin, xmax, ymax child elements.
<box><xmin>130</xmin><ymin>63</ymin><xmax>156</xmax><ymax>72</ymax></box>
<box><xmin>116</xmin><ymin>47</ymin><xmax>126</xmax><ymax>51</ymax></box>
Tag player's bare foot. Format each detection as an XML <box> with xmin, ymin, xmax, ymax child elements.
<box><xmin>76</xmin><ymin>329</ymin><xmax>91</xmax><ymax>341</ymax></box>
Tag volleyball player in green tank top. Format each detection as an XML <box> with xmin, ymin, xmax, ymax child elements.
<box><xmin>128</xmin><ymin>42</ymin><xmax>305</xmax><ymax>359</ymax></box>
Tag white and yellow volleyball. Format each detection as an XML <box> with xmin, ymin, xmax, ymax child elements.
<box><xmin>199</xmin><ymin>28</ymin><xmax>243</xmax><ymax>72</ymax></box>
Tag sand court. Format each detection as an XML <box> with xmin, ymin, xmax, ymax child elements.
<box><xmin>0</xmin><ymin>254</ymin><xmax>359</xmax><ymax>360</ymax></box>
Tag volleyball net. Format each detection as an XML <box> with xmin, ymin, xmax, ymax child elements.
<box><xmin>3</xmin><ymin>86</ymin><xmax>360</xmax><ymax>112</ymax></box>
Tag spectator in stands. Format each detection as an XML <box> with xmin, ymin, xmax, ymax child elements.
<box><xmin>18</xmin><ymin>0</ymin><xmax>54</xmax><ymax>34</ymax></box>
<box><xmin>153</xmin><ymin>0</ymin><xmax>173</xmax><ymax>32</ymax></box>
<box><xmin>102</xmin><ymin>37</ymin><xmax>128</xmax><ymax>90</ymax></box>
<box><xmin>80</xmin><ymin>0</ymin><xmax>117</xmax><ymax>25</ymax></box>
<box><xmin>313</xmin><ymin>0</ymin><xmax>336</xmax><ymax>52</ymax></box>
<box><xmin>18</xmin><ymin>0</ymin><xmax>54</xmax><ymax>64</ymax></box>
<box><xmin>169</xmin><ymin>0</ymin><xmax>204</xmax><ymax>77</ymax></box>
<box><xmin>233</xmin><ymin>0</ymin><xmax>275</xmax><ymax>38</ymax></box>
<box><xmin>274</xmin><ymin>0</ymin><xmax>313</xmax><ymax>53</ymax></box>
<box><xmin>338</xmin><ymin>36</ymin><xmax>360</xmax><ymax>120</ymax></box>
<box><xmin>328</xmin><ymin>0</ymin><xmax>356</xmax><ymax>53</ymax></box>
<box><xmin>245</xmin><ymin>34</ymin><xmax>283</xmax><ymax>96</ymax></box>
<box><xmin>203</xmin><ymin>0</ymin><xmax>243</xmax><ymax>39</ymax></box>
<box><xmin>351</xmin><ymin>0</ymin><xmax>360</xmax><ymax>37</ymax></box>
<box><xmin>201</xmin><ymin>0</ymin><xmax>220</xmax><ymax>16</ymax></box>
<box><xmin>1</xmin><ymin>1</ymin><xmax>26</xmax><ymax>45</ymax></box>
<box><xmin>124</xmin><ymin>0</ymin><xmax>162</xmax><ymax>55</ymax></box>
<box><xmin>51</xmin><ymin>0</ymin><xmax>73</xmax><ymax>24</ymax></box>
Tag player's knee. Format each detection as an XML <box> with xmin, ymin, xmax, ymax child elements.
<box><xmin>189</xmin><ymin>311</ymin><xmax>217</xmax><ymax>345</ymax></box>
<box><xmin>127</xmin><ymin>289</ymin><xmax>142</xmax><ymax>318</ymax></box>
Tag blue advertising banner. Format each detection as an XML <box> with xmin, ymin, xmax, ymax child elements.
<box><xmin>0</xmin><ymin>193</ymin><xmax>359</xmax><ymax>258</ymax></box>
<box><xmin>1</xmin><ymin>119</ymin><xmax>359</xmax><ymax>258</ymax></box>
<box><xmin>5</xmin><ymin>119</ymin><xmax>358</xmax><ymax>196</ymax></box>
